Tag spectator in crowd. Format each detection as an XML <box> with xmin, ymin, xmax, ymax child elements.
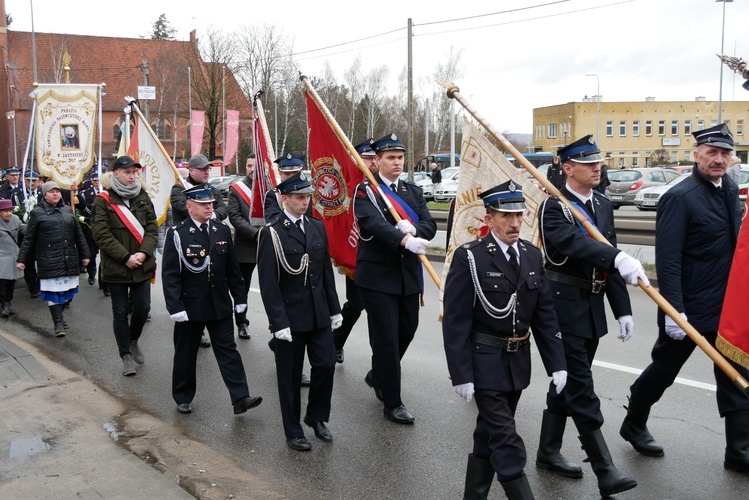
<box><xmin>0</xmin><ymin>198</ymin><xmax>24</xmax><ymax>318</ymax></box>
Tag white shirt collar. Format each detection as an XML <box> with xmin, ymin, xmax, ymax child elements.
<box><xmin>565</xmin><ymin>183</ymin><xmax>595</xmax><ymax>208</ymax></box>
<box><xmin>490</xmin><ymin>232</ymin><xmax>519</xmax><ymax>262</ymax></box>
<box><xmin>284</xmin><ymin>209</ymin><xmax>303</xmax><ymax>227</ymax></box>
<box><xmin>190</xmin><ymin>217</ymin><xmax>208</xmax><ymax>230</ymax></box>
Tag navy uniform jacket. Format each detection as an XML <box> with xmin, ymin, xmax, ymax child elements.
<box><xmin>443</xmin><ymin>238</ymin><xmax>566</xmax><ymax>392</ymax></box>
<box><xmin>227</xmin><ymin>177</ymin><xmax>261</xmax><ymax>264</ymax></box>
<box><xmin>539</xmin><ymin>187</ymin><xmax>631</xmax><ymax>339</ymax></box>
<box><xmin>353</xmin><ymin>179</ymin><xmax>437</xmax><ymax>295</ymax></box>
<box><xmin>655</xmin><ymin>168</ymin><xmax>741</xmax><ymax>332</ymax></box>
<box><xmin>257</xmin><ymin>213</ymin><xmax>341</xmax><ymax>333</ymax></box>
<box><xmin>161</xmin><ymin>219</ymin><xmax>245</xmax><ymax>322</ymax></box>
<box><xmin>170</xmin><ymin>176</ymin><xmax>228</xmax><ymax>225</ymax></box>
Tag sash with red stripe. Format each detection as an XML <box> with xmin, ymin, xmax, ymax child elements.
<box><xmin>379</xmin><ymin>182</ymin><xmax>420</xmax><ymax>224</ymax></box>
<box><xmin>230</xmin><ymin>180</ymin><xmax>252</xmax><ymax>206</ymax></box>
<box><xmin>98</xmin><ymin>191</ymin><xmax>145</xmax><ymax>245</ymax></box>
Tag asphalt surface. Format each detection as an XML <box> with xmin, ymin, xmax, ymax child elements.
<box><xmin>3</xmin><ymin>253</ymin><xmax>747</xmax><ymax>499</ymax></box>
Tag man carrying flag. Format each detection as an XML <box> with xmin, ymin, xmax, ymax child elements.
<box><xmin>353</xmin><ymin>133</ymin><xmax>436</xmax><ymax>424</ymax></box>
<box><xmin>622</xmin><ymin>124</ymin><xmax>749</xmax><ymax>474</ymax></box>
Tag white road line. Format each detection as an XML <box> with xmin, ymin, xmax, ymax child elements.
<box><xmin>593</xmin><ymin>360</ymin><xmax>717</xmax><ymax>391</ymax></box>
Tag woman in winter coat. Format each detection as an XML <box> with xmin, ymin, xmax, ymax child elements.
<box><xmin>0</xmin><ymin>198</ymin><xmax>24</xmax><ymax>317</ymax></box>
<box><xmin>17</xmin><ymin>181</ymin><xmax>89</xmax><ymax>337</ymax></box>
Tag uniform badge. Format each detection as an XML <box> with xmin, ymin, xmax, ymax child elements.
<box><xmin>508</xmin><ymin>181</ymin><xmax>516</xmax><ymax>192</ymax></box>
<box><xmin>193</xmin><ymin>258</ymin><xmax>199</xmax><ymax>264</ymax></box>
<box><xmin>462</xmin><ymin>243</ymin><xmax>471</xmax><ymax>249</ymax></box>
<box><xmin>212</xmin><ymin>225</ymin><xmax>218</xmax><ymax>232</ymax></box>
<box><xmin>555</xmin><ymin>332</ymin><xmax>562</xmax><ymax>339</ymax></box>
<box><xmin>391</xmin><ymin>133</ymin><xmax>398</xmax><ymax>140</ymax></box>
<box><xmin>199</xmin><ymin>249</ymin><xmax>206</xmax><ymax>257</ymax></box>
<box><xmin>189</xmin><ymin>227</ymin><xmax>196</xmax><ymax>234</ymax></box>
<box><xmin>588</xmin><ymin>136</ymin><xmax>595</xmax><ymax>144</ymax></box>
<box><xmin>487</xmin><ymin>272</ymin><xmax>503</xmax><ymax>277</ymax></box>
<box><xmin>283</xmin><ymin>219</ymin><xmax>291</xmax><ymax>228</ymax></box>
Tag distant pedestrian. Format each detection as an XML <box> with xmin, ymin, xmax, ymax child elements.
<box><xmin>596</xmin><ymin>162</ymin><xmax>611</xmax><ymax>194</ymax></box>
<box><xmin>17</xmin><ymin>181</ymin><xmax>90</xmax><ymax>337</ymax></box>
<box><xmin>431</xmin><ymin>162</ymin><xmax>442</xmax><ymax>192</ymax></box>
<box><xmin>546</xmin><ymin>155</ymin><xmax>566</xmax><ymax>191</ymax></box>
<box><xmin>0</xmin><ymin>198</ymin><xmax>23</xmax><ymax>318</ymax></box>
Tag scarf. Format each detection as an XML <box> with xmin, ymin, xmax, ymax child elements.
<box><xmin>110</xmin><ymin>175</ymin><xmax>142</xmax><ymax>199</ymax></box>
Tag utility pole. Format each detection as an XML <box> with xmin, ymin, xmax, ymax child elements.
<box><xmin>141</xmin><ymin>60</ymin><xmax>150</xmax><ymax>124</ymax></box>
<box><xmin>407</xmin><ymin>18</ymin><xmax>414</xmax><ymax>181</ymax></box>
<box><xmin>425</xmin><ymin>97</ymin><xmax>429</xmax><ymax>158</ymax></box>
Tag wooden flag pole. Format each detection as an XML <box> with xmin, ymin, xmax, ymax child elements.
<box><xmin>124</xmin><ymin>97</ymin><xmax>186</xmax><ymax>188</ymax></box>
<box><xmin>439</xmin><ymin>81</ymin><xmax>749</xmax><ymax>393</ymax></box>
<box><xmin>301</xmin><ymin>74</ymin><xmax>441</xmax><ymax>289</ymax></box>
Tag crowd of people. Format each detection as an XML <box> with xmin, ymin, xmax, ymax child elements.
<box><xmin>0</xmin><ymin>124</ymin><xmax>747</xmax><ymax>498</ymax></box>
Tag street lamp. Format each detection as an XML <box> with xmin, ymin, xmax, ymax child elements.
<box><xmin>717</xmin><ymin>0</ymin><xmax>733</xmax><ymax>124</ymax></box>
<box><xmin>585</xmin><ymin>74</ymin><xmax>600</xmax><ymax>145</ymax></box>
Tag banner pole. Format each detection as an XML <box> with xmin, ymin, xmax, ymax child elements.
<box><xmin>440</xmin><ymin>81</ymin><xmax>748</xmax><ymax>393</ymax></box>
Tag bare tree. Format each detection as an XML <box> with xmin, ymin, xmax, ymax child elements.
<box><xmin>343</xmin><ymin>57</ymin><xmax>363</xmax><ymax>139</ymax></box>
<box><xmin>363</xmin><ymin>65</ymin><xmax>390</xmax><ymax>138</ymax></box>
<box><xmin>430</xmin><ymin>46</ymin><xmax>464</xmax><ymax>153</ymax></box>
<box><xmin>234</xmin><ymin>24</ymin><xmax>290</xmax><ymax>97</ymax></box>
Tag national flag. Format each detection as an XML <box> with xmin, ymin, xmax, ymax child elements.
<box><xmin>305</xmin><ymin>90</ymin><xmax>364</xmax><ymax>276</ymax></box>
<box><xmin>250</xmin><ymin>109</ymin><xmax>275</xmax><ymax>223</ymax></box>
<box><xmin>190</xmin><ymin>110</ymin><xmax>205</xmax><ymax>157</ymax></box>
<box><xmin>126</xmin><ymin>113</ymin><xmax>177</xmax><ymax>225</ymax></box>
<box><xmin>224</xmin><ymin>110</ymin><xmax>239</xmax><ymax>166</ymax></box>
<box><xmin>717</xmin><ymin>215</ymin><xmax>749</xmax><ymax>369</ymax></box>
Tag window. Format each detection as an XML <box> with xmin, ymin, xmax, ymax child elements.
<box><xmin>685</xmin><ymin>151</ymin><xmax>693</xmax><ymax>161</ymax></box>
<box><xmin>684</xmin><ymin>120</ymin><xmax>691</xmax><ymax>135</ymax></box>
<box><xmin>164</xmin><ymin>124</ymin><xmax>172</xmax><ymax>140</ymax></box>
<box><xmin>619</xmin><ymin>121</ymin><xmax>627</xmax><ymax>136</ymax></box>
<box><xmin>645</xmin><ymin>121</ymin><xmax>652</xmax><ymax>136</ymax></box>
<box><xmin>711</xmin><ymin>120</ymin><xmax>718</xmax><ymax>127</ymax></box>
<box><xmin>113</xmin><ymin>124</ymin><xmax>120</xmax><ymax>141</ymax></box>
<box><xmin>151</xmin><ymin>119</ymin><xmax>172</xmax><ymax>140</ymax></box>
<box><xmin>697</xmin><ymin>120</ymin><xmax>705</xmax><ymax>131</ymax></box>
<box><xmin>671</xmin><ymin>120</ymin><xmax>678</xmax><ymax>135</ymax></box>
<box><xmin>606</xmin><ymin>121</ymin><xmax>613</xmax><ymax>137</ymax></box>
<box><xmin>632</xmin><ymin>153</ymin><xmax>639</xmax><ymax>167</ymax></box>
<box><xmin>658</xmin><ymin>120</ymin><xmax>665</xmax><ymax>136</ymax></box>
<box><xmin>633</xmin><ymin>121</ymin><xmax>640</xmax><ymax>137</ymax></box>
<box><xmin>738</xmin><ymin>119</ymin><xmax>744</xmax><ymax>135</ymax></box>
<box><xmin>548</xmin><ymin>123</ymin><xmax>557</xmax><ymax>138</ymax></box>
<box><xmin>650</xmin><ymin>171</ymin><xmax>666</xmax><ymax>182</ymax></box>
<box><xmin>670</xmin><ymin>151</ymin><xmax>678</xmax><ymax>163</ymax></box>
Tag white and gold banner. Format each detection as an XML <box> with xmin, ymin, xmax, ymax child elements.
<box><xmin>34</xmin><ymin>84</ymin><xmax>99</xmax><ymax>188</ymax></box>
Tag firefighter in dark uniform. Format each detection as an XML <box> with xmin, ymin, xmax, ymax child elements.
<box><xmin>353</xmin><ymin>133</ymin><xmax>437</xmax><ymax>424</ymax></box>
<box><xmin>257</xmin><ymin>172</ymin><xmax>342</xmax><ymax>451</ymax></box>
<box><xmin>11</xmin><ymin>170</ymin><xmax>41</xmax><ymax>297</ymax></box>
<box><xmin>80</xmin><ymin>172</ymin><xmax>101</xmax><ymax>286</ymax></box>
<box><xmin>161</xmin><ymin>185</ymin><xmax>262</xmax><ymax>415</ymax></box>
<box><xmin>536</xmin><ymin>135</ymin><xmax>649</xmax><ymax>497</ymax></box>
<box><xmin>443</xmin><ymin>181</ymin><xmax>567</xmax><ymax>500</ymax></box>
<box><xmin>621</xmin><ymin>124</ymin><xmax>749</xmax><ymax>474</ymax></box>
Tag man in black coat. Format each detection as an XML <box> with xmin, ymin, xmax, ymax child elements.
<box><xmin>257</xmin><ymin>172</ymin><xmax>341</xmax><ymax>451</ymax></box>
<box><xmin>353</xmin><ymin>133</ymin><xmax>436</xmax><ymax>424</ymax></box>
<box><xmin>545</xmin><ymin>155</ymin><xmax>566</xmax><ymax>191</ymax></box>
<box><xmin>227</xmin><ymin>154</ymin><xmax>261</xmax><ymax>340</ymax></box>
<box><xmin>263</xmin><ymin>152</ymin><xmax>306</xmax><ymax>222</ymax></box>
<box><xmin>169</xmin><ymin>153</ymin><xmax>228</xmax><ymax>348</ymax></box>
<box><xmin>536</xmin><ymin>135</ymin><xmax>649</xmax><ymax>497</ymax></box>
<box><xmin>0</xmin><ymin>167</ymin><xmax>21</xmax><ymax>199</ymax></box>
<box><xmin>162</xmin><ymin>185</ymin><xmax>262</xmax><ymax>416</ymax></box>
<box><xmin>621</xmin><ymin>124</ymin><xmax>749</xmax><ymax>474</ymax></box>
<box><xmin>443</xmin><ymin>180</ymin><xmax>567</xmax><ymax>499</ymax></box>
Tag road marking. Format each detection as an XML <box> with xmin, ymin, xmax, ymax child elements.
<box><xmin>593</xmin><ymin>360</ymin><xmax>717</xmax><ymax>391</ymax></box>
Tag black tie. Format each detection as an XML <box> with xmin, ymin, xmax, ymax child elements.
<box><xmin>390</xmin><ymin>183</ymin><xmax>397</xmax><ymax>192</ymax></box>
<box><xmin>200</xmin><ymin>222</ymin><xmax>209</xmax><ymax>241</ymax></box>
<box><xmin>585</xmin><ymin>199</ymin><xmax>594</xmax><ymax>217</ymax></box>
<box><xmin>295</xmin><ymin>219</ymin><xmax>304</xmax><ymax>234</ymax></box>
<box><xmin>507</xmin><ymin>246</ymin><xmax>520</xmax><ymax>279</ymax></box>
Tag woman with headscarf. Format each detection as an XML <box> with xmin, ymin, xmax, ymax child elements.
<box><xmin>0</xmin><ymin>198</ymin><xmax>24</xmax><ymax>317</ymax></box>
<box><xmin>17</xmin><ymin>181</ymin><xmax>89</xmax><ymax>337</ymax></box>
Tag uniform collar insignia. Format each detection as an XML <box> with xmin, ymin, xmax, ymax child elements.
<box><xmin>555</xmin><ymin>332</ymin><xmax>562</xmax><ymax>339</ymax></box>
<box><xmin>189</xmin><ymin>227</ymin><xmax>196</xmax><ymax>234</ymax></box>
<box><xmin>283</xmin><ymin>218</ymin><xmax>291</xmax><ymax>228</ymax></box>
<box><xmin>212</xmin><ymin>225</ymin><xmax>218</xmax><ymax>232</ymax></box>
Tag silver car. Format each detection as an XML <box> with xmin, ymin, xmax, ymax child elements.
<box><xmin>633</xmin><ymin>173</ymin><xmax>689</xmax><ymax>211</ymax></box>
<box><xmin>607</xmin><ymin>168</ymin><xmax>680</xmax><ymax>209</ymax></box>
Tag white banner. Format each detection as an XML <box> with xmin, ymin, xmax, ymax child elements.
<box><xmin>34</xmin><ymin>84</ymin><xmax>99</xmax><ymax>188</ymax></box>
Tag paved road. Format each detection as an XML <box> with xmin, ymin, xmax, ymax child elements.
<box><xmin>4</xmin><ymin>256</ymin><xmax>746</xmax><ymax>498</ymax></box>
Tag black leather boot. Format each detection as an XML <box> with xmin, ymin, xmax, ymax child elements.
<box><xmin>725</xmin><ymin>411</ymin><xmax>749</xmax><ymax>474</ymax></box>
<box><xmin>579</xmin><ymin>429</ymin><xmax>637</xmax><ymax>497</ymax></box>
<box><xmin>236</xmin><ymin>311</ymin><xmax>250</xmax><ymax>339</ymax></box>
<box><xmin>49</xmin><ymin>304</ymin><xmax>66</xmax><ymax>337</ymax></box>
<box><xmin>499</xmin><ymin>474</ymin><xmax>534</xmax><ymax>500</ymax></box>
<box><xmin>536</xmin><ymin>410</ymin><xmax>583</xmax><ymax>478</ymax></box>
<box><xmin>620</xmin><ymin>396</ymin><xmax>664</xmax><ymax>456</ymax></box>
<box><xmin>463</xmin><ymin>454</ymin><xmax>494</xmax><ymax>500</ymax></box>
<box><xmin>1</xmin><ymin>302</ymin><xmax>11</xmax><ymax>318</ymax></box>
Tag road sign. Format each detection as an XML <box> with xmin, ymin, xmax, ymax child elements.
<box><xmin>137</xmin><ymin>86</ymin><xmax>156</xmax><ymax>100</ymax></box>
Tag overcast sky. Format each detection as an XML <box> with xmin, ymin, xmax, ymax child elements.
<box><xmin>6</xmin><ymin>0</ymin><xmax>749</xmax><ymax>134</ymax></box>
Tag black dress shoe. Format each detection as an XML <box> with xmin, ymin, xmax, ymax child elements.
<box><xmin>301</xmin><ymin>373</ymin><xmax>311</xmax><ymax>387</ymax></box>
<box><xmin>177</xmin><ymin>403</ymin><xmax>193</xmax><ymax>414</ymax></box>
<box><xmin>286</xmin><ymin>436</ymin><xmax>312</xmax><ymax>451</ymax></box>
<box><xmin>304</xmin><ymin>414</ymin><xmax>333</xmax><ymax>442</ymax></box>
<box><xmin>365</xmin><ymin>371</ymin><xmax>384</xmax><ymax>402</ymax></box>
<box><xmin>30</xmin><ymin>291</ymin><xmax>40</xmax><ymax>298</ymax></box>
<box><xmin>102</xmin><ymin>288</ymin><xmax>110</xmax><ymax>297</ymax></box>
<box><xmin>88</xmin><ymin>276</ymin><xmax>96</xmax><ymax>286</ymax></box>
<box><xmin>336</xmin><ymin>349</ymin><xmax>344</xmax><ymax>364</ymax></box>
<box><xmin>233</xmin><ymin>396</ymin><xmax>263</xmax><ymax>414</ymax></box>
<box><xmin>384</xmin><ymin>405</ymin><xmax>415</xmax><ymax>424</ymax></box>
<box><xmin>199</xmin><ymin>333</ymin><xmax>211</xmax><ymax>348</ymax></box>
<box><xmin>238</xmin><ymin>324</ymin><xmax>251</xmax><ymax>339</ymax></box>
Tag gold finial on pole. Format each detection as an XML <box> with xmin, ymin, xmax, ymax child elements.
<box><xmin>63</xmin><ymin>50</ymin><xmax>71</xmax><ymax>84</ymax></box>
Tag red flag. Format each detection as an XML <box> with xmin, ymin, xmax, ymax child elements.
<box><xmin>718</xmin><ymin>214</ymin><xmax>749</xmax><ymax>369</ymax></box>
<box><xmin>305</xmin><ymin>90</ymin><xmax>364</xmax><ymax>276</ymax></box>
<box><xmin>250</xmin><ymin>111</ymin><xmax>275</xmax><ymax>220</ymax></box>
<box><xmin>190</xmin><ymin>110</ymin><xmax>205</xmax><ymax>157</ymax></box>
<box><xmin>224</xmin><ymin>110</ymin><xmax>239</xmax><ymax>166</ymax></box>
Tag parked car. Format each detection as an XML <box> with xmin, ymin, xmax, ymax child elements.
<box><xmin>633</xmin><ymin>173</ymin><xmax>689</xmax><ymax>211</ymax></box>
<box><xmin>738</xmin><ymin>165</ymin><xmax>749</xmax><ymax>209</ymax></box>
<box><xmin>422</xmin><ymin>166</ymin><xmax>459</xmax><ymax>201</ymax></box>
<box><xmin>208</xmin><ymin>175</ymin><xmax>242</xmax><ymax>197</ymax></box>
<box><xmin>666</xmin><ymin>165</ymin><xmax>693</xmax><ymax>175</ymax></box>
<box><xmin>607</xmin><ymin>168</ymin><xmax>680</xmax><ymax>209</ymax></box>
<box><xmin>399</xmin><ymin>171</ymin><xmax>431</xmax><ymax>183</ymax></box>
<box><xmin>434</xmin><ymin>174</ymin><xmax>460</xmax><ymax>202</ymax></box>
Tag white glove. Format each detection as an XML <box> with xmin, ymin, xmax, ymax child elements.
<box><xmin>665</xmin><ymin>312</ymin><xmax>688</xmax><ymax>341</ymax></box>
<box><xmin>235</xmin><ymin>304</ymin><xmax>247</xmax><ymax>313</ymax></box>
<box><xmin>273</xmin><ymin>327</ymin><xmax>292</xmax><ymax>342</ymax></box>
<box><xmin>404</xmin><ymin>235</ymin><xmax>429</xmax><ymax>255</ymax></box>
<box><xmin>552</xmin><ymin>371</ymin><xmax>567</xmax><ymax>394</ymax></box>
<box><xmin>396</xmin><ymin>219</ymin><xmax>417</xmax><ymax>235</ymax></box>
<box><xmin>614</xmin><ymin>252</ymin><xmax>650</xmax><ymax>287</ymax></box>
<box><xmin>453</xmin><ymin>382</ymin><xmax>475</xmax><ymax>402</ymax></box>
<box><xmin>170</xmin><ymin>311</ymin><xmax>189</xmax><ymax>322</ymax></box>
<box><xmin>330</xmin><ymin>314</ymin><xmax>343</xmax><ymax>330</ymax></box>
<box><xmin>617</xmin><ymin>315</ymin><xmax>634</xmax><ymax>342</ymax></box>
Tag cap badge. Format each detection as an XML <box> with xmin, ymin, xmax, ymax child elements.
<box><xmin>588</xmin><ymin>136</ymin><xmax>595</xmax><ymax>144</ymax></box>
<box><xmin>286</xmin><ymin>153</ymin><xmax>292</xmax><ymax>159</ymax></box>
<box><xmin>508</xmin><ymin>181</ymin><xmax>516</xmax><ymax>192</ymax></box>
<box><xmin>722</xmin><ymin>124</ymin><xmax>730</xmax><ymax>136</ymax></box>
<box><xmin>390</xmin><ymin>133</ymin><xmax>397</xmax><ymax>140</ymax></box>
<box><xmin>300</xmin><ymin>172</ymin><xmax>307</xmax><ymax>181</ymax></box>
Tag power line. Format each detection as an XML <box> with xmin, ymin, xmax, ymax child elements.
<box><xmin>414</xmin><ymin>0</ymin><xmax>570</xmax><ymax>27</ymax></box>
<box><xmin>290</xmin><ymin>27</ymin><xmax>406</xmax><ymax>57</ymax></box>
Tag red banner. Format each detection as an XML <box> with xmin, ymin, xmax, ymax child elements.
<box><xmin>717</xmin><ymin>215</ymin><xmax>749</xmax><ymax>369</ymax></box>
<box><xmin>190</xmin><ymin>110</ymin><xmax>205</xmax><ymax>157</ymax></box>
<box><xmin>250</xmin><ymin>110</ymin><xmax>275</xmax><ymax>220</ymax></box>
<box><xmin>224</xmin><ymin>110</ymin><xmax>239</xmax><ymax>166</ymax></box>
<box><xmin>305</xmin><ymin>90</ymin><xmax>364</xmax><ymax>276</ymax></box>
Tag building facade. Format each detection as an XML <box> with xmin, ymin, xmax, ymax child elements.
<box><xmin>534</xmin><ymin>99</ymin><xmax>749</xmax><ymax>167</ymax></box>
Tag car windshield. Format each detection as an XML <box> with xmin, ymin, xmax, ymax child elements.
<box><xmin>739</xmin><ymin>169</ymin><xmax>749</xmax><ymax>184</ymax></box>
<box><xmin>609</xmin><ymin>170</ymin><xmax>642</xmax><ymax>182</ymax></box>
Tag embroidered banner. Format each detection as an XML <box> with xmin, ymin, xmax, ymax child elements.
<box><xmin>718</xmin><ymin>214</ymin><xmax>749</xmax><ymax>369</ymax></box>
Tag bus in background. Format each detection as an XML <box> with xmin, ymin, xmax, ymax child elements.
<box><xmin>415</xmin><ymin>153</ymin><xmax>461</xmax><ymax>171</ymax></box>
<box><xmin>506</xmin><ymin>152</ymin><xmax>554</xmax><ymax>169</ymax></box>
